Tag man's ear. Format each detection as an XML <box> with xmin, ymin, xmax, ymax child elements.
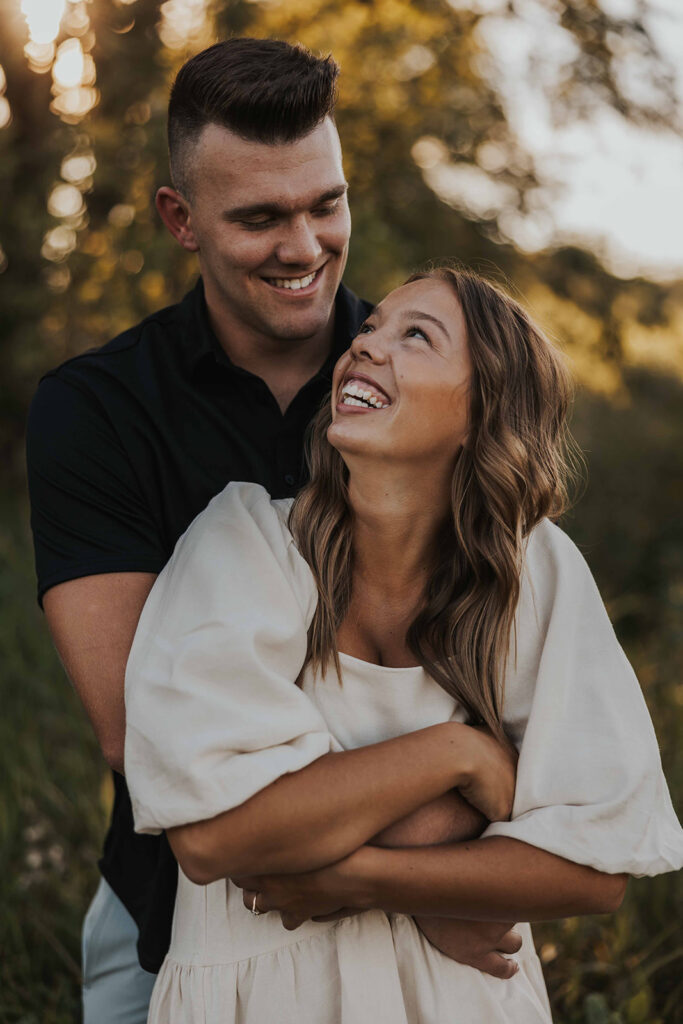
<box><xmin>155</xmin><ymin>187</ymin><xmax>200</xmax><ymax>252</ymax></box>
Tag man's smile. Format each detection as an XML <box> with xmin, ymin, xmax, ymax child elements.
<box><xmin>261</xmin><ymin>264</ymin><xmax>327</xmax><ymax>295</ymax></box>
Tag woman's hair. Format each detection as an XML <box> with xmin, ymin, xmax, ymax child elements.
<box><xmin>289</xmin><ymin>265</ymin><xmax>580</xmax><ymax>738</ymax></box>
<box><xmin>168</xmin><ymin>38</ymin><xmax>339</xmax><ymax>199</ymax></box>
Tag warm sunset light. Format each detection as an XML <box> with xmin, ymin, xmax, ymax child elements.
<box><xmin>52</xmin><ymin>36</ymin><xmax>84</xmax><ymax>88</ymax></box>
<box><xmin>157</xmin><ymin>0</ymin><xmax>211</xmax><ymax>50</ymax></box>
<box><xmin>20</xmin><ymin>0</ymin><xmax>65</xmax><ymax>45</ymax></box>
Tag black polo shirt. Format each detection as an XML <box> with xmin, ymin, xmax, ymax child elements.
<box><xmin>26</xmin><ymin>277</ymin><xmax>372</xmax><ymax>972</ymax></box>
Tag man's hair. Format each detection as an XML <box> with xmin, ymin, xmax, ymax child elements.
<box><xmin>168</xmin><ymin>38</ymin><xmax>340</xmax><ymax>198</ymax></box>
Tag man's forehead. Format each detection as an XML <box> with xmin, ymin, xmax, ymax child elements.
<box><xmin>193</xmin><ymin>119</ymin><xmax>346</xmax><ymax>207</ymax></box>
<box><xmin>196</xmin><ymin>118</ymin><xmax>342</xmax><ymax>168</ymax></box>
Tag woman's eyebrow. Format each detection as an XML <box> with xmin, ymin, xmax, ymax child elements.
<box><xmin>224</xmin><ymin>184</ymin><xmax>348</xmax><ymax>221</ymax></box>
<box><xmin>402</xmin><ymin>309</ymin><xmax>451</xmax><ymax>340</ymax></box>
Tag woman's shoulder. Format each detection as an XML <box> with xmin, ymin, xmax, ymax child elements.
<box><xmin>524</xmin><ymin>516</ymin><xmax>594</xmax><ymax>585</ymax></box>
<box><xmin>134</xmin><ymin>482</ymin><xmax>316</xmax><ymax>638</ymax></box>
<box><xmin>177</xmin><ymin>482</ymin><xmax>295</xmax><ymax>554</ymax></box>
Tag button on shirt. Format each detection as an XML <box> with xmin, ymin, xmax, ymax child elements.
<box><xmin>26</xmin><ymin>277</ymin><xmax>372</xmax><ymax>972</ymax></box>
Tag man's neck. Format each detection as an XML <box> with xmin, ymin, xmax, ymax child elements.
<box><xmin>204</xmin><ymin>292</ymin><xmax>335</xmax><ymax>415</ymax></box>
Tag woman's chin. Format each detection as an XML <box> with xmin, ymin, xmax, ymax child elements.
<box><xmin>327</xmin><ymin>421</ymin><xmax>382</xmax><ymax>459</ymax></box>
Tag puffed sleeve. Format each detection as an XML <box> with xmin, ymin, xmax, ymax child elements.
<box><xmin>124</xmin><ymin>481</ymin><xmax>337</xmax><ymax>835</ymax></box>
<box><xmin>484</xmin><ymin>519</ymin><xmax>683</xmax><ymax>877</ymax></box>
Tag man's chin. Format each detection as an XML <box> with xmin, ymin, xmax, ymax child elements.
<box><xmin>259</xmin><ymin>309</ymin><xmax>334</xmax><ymax>343</ymax></box>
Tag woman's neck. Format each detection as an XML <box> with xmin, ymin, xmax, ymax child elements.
<box><xmin>347</xmin><ymin>460</ymin><xmax>452</xmax><ymax>598</ymax></box>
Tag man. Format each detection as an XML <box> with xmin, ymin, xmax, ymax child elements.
<box><xmin>27</xmin><ymin>37</ymin><xmax>518</xmax><ymax>1024</ymax></box>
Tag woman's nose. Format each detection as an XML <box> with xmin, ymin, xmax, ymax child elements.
<box><xmin>276</xmin><ymin>216</ymin><xmax>323</xmax><ymax>267</ymax></box>
<box><xmin>349</xmin><ymin>328</ymin><xmax>389</xmax><ymax>363</ymax></box>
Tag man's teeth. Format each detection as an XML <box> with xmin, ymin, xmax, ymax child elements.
<box><xmin>341</xmin><ymin>382</ymin><xmax>388</xmax><ymax>408</ymax></box>
<box><xmin>268</xmin><ymin>271</ymin><xmax>317</xmax><ymax>290</ymax></box>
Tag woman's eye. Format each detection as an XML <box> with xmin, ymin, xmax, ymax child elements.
<box><xmin>407</xmin><ymin>326</ymin><xmax>431</xmax><ymax>345</ymax></box>
<box><xmin>357</xmin><ymin>322</ymin><xmax>374</xmax><ymax>335</ymax></box>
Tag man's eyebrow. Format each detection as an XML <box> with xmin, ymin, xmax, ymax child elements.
<box><xmin>224</xmin><ymin>184</ymin><xmax>348</xmax><ymax>221</ymax></box>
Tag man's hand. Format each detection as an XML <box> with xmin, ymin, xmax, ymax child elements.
<box><xmin>413</xmin><ymin>916</ymin><xmax>522</xmax><ymax>979</ymax></box>
<box><xmin>368</xmin><ymin>789</ymin><xmax>486</xmax><ymax>848</ymax></box>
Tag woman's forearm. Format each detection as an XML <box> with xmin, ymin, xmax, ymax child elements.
<box><xmin>168</xmin><ymin>722</ymin><xmax>477</xmax><ymax>883</ymax></box>
<box><xmin>347</xmin><ymin>836</ymin><xmax>628</xmax><ymax>921</ymax></box>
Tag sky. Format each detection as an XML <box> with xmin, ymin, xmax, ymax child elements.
<box><xmin>441</xmin><ymin>0</ymin><xmax>683</xmax><ymax>282</ymax></box>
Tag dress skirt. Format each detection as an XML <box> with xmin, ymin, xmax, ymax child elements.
<box><xmin>147</xmin><ymin>871</ymin><xmax>552</xmax><ymax>1024</ymax></box>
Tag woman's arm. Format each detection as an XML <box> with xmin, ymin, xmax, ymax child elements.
<box><xmin>341</xmin><ymin>837</ymin><xmax>628</xmax><ymax>921</ymax></box>
<box><xmin>233</xmin><ymin>836</ymin><xmax>627</xmax><ymax>929</ymax></box>
<box><xmin>168</xmin><ymin>722</ymin><xmax>515</xmax><ymax>884</ymax></box>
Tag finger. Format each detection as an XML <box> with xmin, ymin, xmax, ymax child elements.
<box><xmin>497</xmin><ymin>929</ymin><xmax>523</xmax><ymax>955</ymax></box>
<box><xmin>242</xmin><ymin>889</ymin><xmax>267</xmax><ymax>914</ymax></box>
<box><xmin>476</xmin><ymin>953</ymin><xmax>519</xmax><ymax>980</ymax></box>
<box><xmin>280</xmin><ymin>912</ymin><xmax>306</xmax><ymax>931</ymax></box>
<box><xmin>232</xmin><ymin>875</ymin><xmax>260</xmax><ymax>890</ymax></box>
<box><xmin>311</xmin><ymin>908</ymin><xmax>361</xmax><ymax>922</ymax></box>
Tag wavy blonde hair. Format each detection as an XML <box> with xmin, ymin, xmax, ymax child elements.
<box><xmin>289</xmin><ymin>266</ymin><xmax>580</xmax><ymax>738</ymax></box>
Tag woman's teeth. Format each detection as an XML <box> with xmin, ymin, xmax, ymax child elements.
<box><xmin>268</xmin><ymin>271</ymin><xmax>317</xmax><ymax>290</ymax></box>
<box><xmin>341</xmin><ymin>383</ymin><xmax>388</xmax><ymax>408</ymax></box>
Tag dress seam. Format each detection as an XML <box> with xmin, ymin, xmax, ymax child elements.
<box><xmin>162</xmin><ymin>919</ymin><xmax>345</xmax><ymax>969</ymax></box>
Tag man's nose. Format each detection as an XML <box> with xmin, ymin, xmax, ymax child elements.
<box><xmin>276</xmin><ymin>215</ymin><xmax>323</xmax><ymax>267</ymax></box>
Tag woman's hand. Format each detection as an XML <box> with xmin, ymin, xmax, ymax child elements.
<box><xmin>232</xmin><ymin>850</ymin><xmax>365</xmax><ymax>931</ymax></box>
<box><xmin>456</xmin><ymin>726</ymin><xmax>518</xmax><ymax>822</ymax></box>
<box><xmin>413</xmin><ymin>916</ymin><xmax>522</xmax><ymax>979</ymax></box>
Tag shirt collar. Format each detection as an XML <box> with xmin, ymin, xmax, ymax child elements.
<box><xmin>185</xmin><ymin>276</ymin><xmax>372</xmax><ymax>386</ymax></box>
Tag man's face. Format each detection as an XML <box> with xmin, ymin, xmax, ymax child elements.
<box><xmin>183</xmin><ymin>118</ymin><xmax>351</xmax><ymax>345</ymax></box>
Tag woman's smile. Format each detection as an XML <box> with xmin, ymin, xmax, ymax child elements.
<box><xmin>337</xmin><ymin>373</ymin><xmax>392</xmax><ymax>410</ymax></box>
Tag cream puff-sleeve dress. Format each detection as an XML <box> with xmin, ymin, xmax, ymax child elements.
<box><xmin>124</xmin><ymin>482</ymin><xmax>683</xmax><ymax>1024</ymax></box>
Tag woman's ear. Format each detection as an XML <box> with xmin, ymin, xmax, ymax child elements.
<box><xmin>155</xmin><ymin>187</ymin><xmax>200</xmax><ymax>252</ymax></box>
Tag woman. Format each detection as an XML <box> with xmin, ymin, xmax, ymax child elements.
<box><xmin>124</xmin><ymin>267</ymin><xmax>683</xmax><ymax>1023</ymax></box>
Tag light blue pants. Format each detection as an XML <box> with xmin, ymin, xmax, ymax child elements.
<box><xmin>82</xmin><ymin>877</ymin><xmax>157</xmax><ymax>1024</ymax></box>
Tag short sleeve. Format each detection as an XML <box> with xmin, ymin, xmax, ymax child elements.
<box><xmin>124</xmin><ymin>482</ymin><xmax>337</xmax><ymax>835</ymax></box>
<box><xmin>484</xmin><ymin>520</ymin><xmax>683</xmax><ymax>877</ymax></box>
<box><xmin>26</xmin><ymin>374</ymin><xmax>167</xmax><ymax>604</ymax></box>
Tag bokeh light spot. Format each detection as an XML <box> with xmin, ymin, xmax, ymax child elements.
<box><xmin>108</xmin><ymin>203</ymin><xmax>136</xmax><ymax>228</ymax></box>
<box><xmin>21</xmin><ymin>0</ymin><xmax>66</xmax><ymax>45</ymax></box>
<box><xmin>61</xmin><ymin>150</ymin><xmax>97</xmax><ymax>185</ymax></box>
<box><xmin>0</xmin><ymin>97</ymin><xmax>11</xmax><ymax>130</ymax></box>
<box><xmin>24</xmin><ymin>40</ymin><xmax>55</xmax><ymax>74</ymax></box>
<box><xmin>41</xmin><ymin>225</ymin><xmax>77</xmax><ymax>262</ymax></box>
<box><xmin>48</xmin><ymin>182</ymin><xmax>86</xmax><ymax>218</ymax></box>
<box><xmin>53</xmin><ymin>37</ymin><xmax>84</xmax><ymax>89</ymax></box>
<box><xmin>120</xmin><ymin>249</ymin><xmax>144</xmax><ymax>274</ymax></box>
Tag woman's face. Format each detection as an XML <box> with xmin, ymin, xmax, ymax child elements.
<box><xmin>328</xmin><ymin>278</ymin><xmax>472</xmax><ymax>467</ymax></box>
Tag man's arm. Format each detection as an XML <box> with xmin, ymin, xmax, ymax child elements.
<box><xmin>43</xmin><ymin>572</ymin><xmax>157</xmax><ymax>773</ymax></box>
